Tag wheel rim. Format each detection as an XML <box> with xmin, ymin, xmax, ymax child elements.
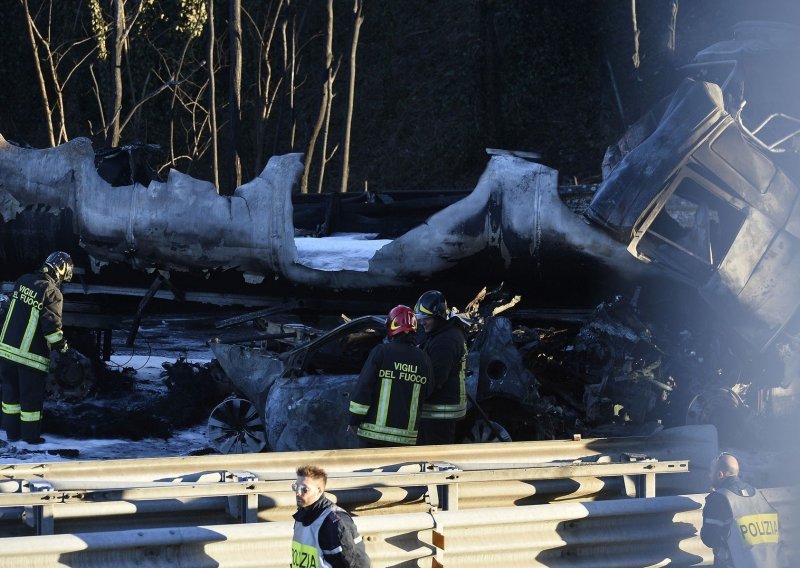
<box><xmin>462</xmin><ymin>418</ymin><xmax>512</xmax><ymax>443</ymax></box>
<box><xmin>207</xmin><ymin>397</ymin><xmax>267</xmax><ymax>454</ymax></box>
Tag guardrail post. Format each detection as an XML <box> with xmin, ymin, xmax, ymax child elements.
<box><xmin>225</xmin><ymin>471</ymin><xmax>259</xmax><ymax>523</ymax></box>
<box><xmin>426</xmin><ymin>463</ymin><xmax>460</xmax><ymax>511</ymax></box>
<box><xmin>621</xmin><ymin>453</ymin><xmax>657</xmax><ymax>497</ymax></box>
<box><xmin>23</xmin><ymin>481</ymin><xmax>55</xmax><ymax>535</ymax></box>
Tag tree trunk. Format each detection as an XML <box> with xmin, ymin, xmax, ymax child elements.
<box><xmin>339</xmin><ymin>0</ymin><xmax>363</xmax><ymax>193</ymax></box>
<box><xmin>208</xmin><ymin>0</ymin><xmax>219</xmax><ymax>190</ymax></box>
<box><xmin>255</xmin><ymin>1</ymin><xmax>285</xmax><ymax>174</ymax></box>
<box><xmin>228</xmin><ymin>0</ymin><xmax>243</xmax><ymax>190</ymax></box>
<box><xmin>301</xmin><ymin>0</ymin><xmax>334</xmax><ymax>194</ymax></box>
<box><xmin>106</xmin><ymin>0</ymin><xmax>126</xmax><ymax>147</ymax></box>
<box><xmin>21</xmin><ymin>0</ymin><xmax>55</xmax><ymax>147</ymax></box>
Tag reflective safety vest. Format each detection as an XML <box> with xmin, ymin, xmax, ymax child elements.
<box><xmin>717</xmin><ymin>486</ymin><xmax>781</xmax><ymax>568</ymax></box>
<box><xmin>0</xmin><ymin>272</ymin><xmax>64</xmax><ymax>373</ymax></box>
<box><xmin>349</xmin><ymin>339</ymin><xmax>433</xmax><ymax>445</ymax></box>
<box><xmin>292</xmin><ymin>506</ymin><xmax>356</xmax><ymax>568</ymax></box>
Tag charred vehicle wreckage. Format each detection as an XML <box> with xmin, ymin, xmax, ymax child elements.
<box><xmin>0</xmin><ymin>22</ymin><xmax>798</xmax><ymax>453</ymax></box>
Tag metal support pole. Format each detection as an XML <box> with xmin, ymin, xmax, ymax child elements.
<box><xmin>225</xmin><ymin>471</ymin><xmax>259</xmax><ymax>523</ymax></box>
<box><xmin>25</xmin><ymin>481</ymin><xmax>55</xmax><ymax>535</ymax></box>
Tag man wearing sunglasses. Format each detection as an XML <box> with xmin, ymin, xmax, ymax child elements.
<box><xmin>701</xmin><ymin>452</ymin><xmax>782</xmax><ymax>567</ymax></box>
<box><xmin>291</xmin><ymin>465</ymin><xmax>370</xmax><ymax>568</ymax></box>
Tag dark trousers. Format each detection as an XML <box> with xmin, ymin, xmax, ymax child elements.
<box><xmin>417</xmin><ymin>419</ymin><xmax>457</xmax><ymax>446</ymax></box>
<box><xmin>1</xmin><ymin>360</ymin><xmax>46</xmax><ymax>442</ymax></box>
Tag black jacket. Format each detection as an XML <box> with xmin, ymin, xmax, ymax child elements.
<box><xmin>0</xmin><ymin>271</ymin><xmax>65</xmax><ymax>372</ymax></box>
<box><xmin>293</xmin><ymin>496</ymin><xmax>370</xmax><ymax>568</ymax></box>
<box><xmin>349</xmin><ymin>334</ymin><xmax>433</xmax><ymax>445</ymax></box>
<box><xmin>418</xmin><ymin>319</ymin><xmax>467</xmax><ymax>420</ymax></box>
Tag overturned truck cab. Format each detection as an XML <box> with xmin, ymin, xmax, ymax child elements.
<box><xmin>586</xmin><ymin>78</ymin><xmax>800</xmax><ymax>391</ymax></box>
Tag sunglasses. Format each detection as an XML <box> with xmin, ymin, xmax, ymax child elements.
<box><xmin>291</xmin><ymin>483</ymin><xmax>317</xmax><ymax>495</ymax></box>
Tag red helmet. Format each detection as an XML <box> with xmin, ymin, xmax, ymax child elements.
<box><xmin>387</xmin><ymin>305</ymin><xmax>417</xmax><ymax>336</ymax></box>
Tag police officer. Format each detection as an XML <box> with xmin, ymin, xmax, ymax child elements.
<box><xmin>348</xmin><ymin>305</ymin><xmax>433</xmax><ymax>447</ymax></box>
<box><xmin>291</xmin><ymin>464</ymin><xmax>370</xmax><ymax>568</ymax></box>
<box><xmin>701</xmin><ymin>452</ymin><xmax>782</xmax><ymax>567</ymax></box>
<box><xmin>413</xmin><ymin>290</ymin><xmax>467</xmax><ymax>445</ymax></box>
<box><xmin>0</xmin><ymin>251</ymin><xmax>73</xmax><ymax>445</ymax></box>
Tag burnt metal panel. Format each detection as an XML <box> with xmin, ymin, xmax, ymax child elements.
<box><xmin>585</xmin><ymin>80</ymin><xmax>729</xmax><ymax>241</ymax></box>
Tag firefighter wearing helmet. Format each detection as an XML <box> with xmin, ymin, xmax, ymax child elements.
<box><xmin>0</xmin><ymin>252</ymin><xmax>74</xmax><ymax>445</ymax></box>
<box><xmin>414</xmin><ymin>290</ymin><xmax>468</xmax><ymax>445</ymax></box>
<box><xmin>348</xmin><ymin>305</ymin><xmax>434</xmax><ymax>447</ymax></box>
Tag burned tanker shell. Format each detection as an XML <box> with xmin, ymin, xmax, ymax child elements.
<box><xmin>0</xmin><ymin>133</ymin><xmax>651</xmax><ymax>291</ymax></box>
<box><xmin>266</xmin><ymin>374</ymin><xmax>359</xmax><ymax>452</ymax></box>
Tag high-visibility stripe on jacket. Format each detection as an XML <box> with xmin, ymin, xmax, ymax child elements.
<box><xmin>349</xmin><ymin>335</ymin><xmax>433</xmax><ymax>445</ymax></box>
<box><xmin>419</xmin><ymin>319</ymin><xmax>467</xmax><ymax>420</ymax></box>
<box><xmin>718</xmin><ymin>485</ymin><xmax>782</xmax><ymax>568</ymax></box>
<box><xmin>0</xmin><ymin>272</ymin><xmax>65</xmax><ymax>372</ymax></box>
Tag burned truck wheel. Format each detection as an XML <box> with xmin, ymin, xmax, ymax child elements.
<box><xmin>459</xmin><ymin>417</ymin><xmax>512</xmax><ymax>444</ymax></box>
<box><xmin>207</xmin><ymin>397</ymin><xmax>268</xmax><ymax>454</ymax></box>
<box><xmin>686</xmin><ymin>388</ymin><xmax>747</xmax><ymax>444</ymax></box>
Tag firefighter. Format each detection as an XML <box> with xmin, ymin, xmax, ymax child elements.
<box><xmin>701</xmin><ymin>452</ymin><xmax>783</xmax><ymax>567</ymax></box>
<box><xmin>413</xmin><ymin>290</ymin><xmax>467</xmax><ymax>445</ymax></box>
<box><xmin>0</xmin><ymin>251</ymin><xmax>74</xmax><ymax>445</ymax></box>
<box><xmin>291</xmin><ymin>464</ymin><xmax>370</xmax><ymax>568</ymax></box>
<box><xmin>348</xmin><ymin>305</ymin><xmax>433</xmax><ymax>447</ymax></box>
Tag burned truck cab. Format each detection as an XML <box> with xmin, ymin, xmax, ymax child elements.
<box><xmin>586</xmin><ymin>78</ymin><xmax>800</xmax><ymax>390</ymax></box>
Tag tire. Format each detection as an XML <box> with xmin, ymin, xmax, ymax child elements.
<box><xmin>458</xmin><ymin>416</ymin><xmax>512</xmax><ymax>443</ymax></box>
<box><xmin>207</xmin><ymin>397</ymin><xmax>268</xmax><ymax>454</ymax></box>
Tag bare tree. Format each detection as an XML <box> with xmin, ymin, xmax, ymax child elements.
<box><xmin>339</xmin><ymin>0</ymin><xmax>363</xmax><ymax>193</ymax></box>
<box><xmin>228</xmin><ymin>0</ymin><xmax>243</xmax><ymax>189</ymax></box>
<box><xmin>88</xmin><ymin>0</ymin><xmax>151</xmax><ymax>147</ymax></box>
<box><xmin>250</xmin><ymin>1</ymin><xmax>286</xmax><ymax>173</ymax></box>
<box><xmin>316</xmin><ymin>55</ymin><xmax>340</xmax><ymax>194</ymax></box>
<box><xmin>207</xmin><ymin>0</ymin><xmax>219</xmax><ymax>189</ymax></box>
<box><xmin>301</xmin><ymin>0</ymin><xmax>334</xmax><ymax>194</ymax></box>
<box><xmin>21</xmin><ymin>0</ymin><xmax>57</xmax><ymax>146</ymax></box>
<box><xmin>274</xmin><ymin>0</ymin><xmax>307</xmax><ymax>155</ymax></box>
<box><xmin>106</xmin><ymin>0</ymin><xmax>126</xmax><ymax>146</ymax></box>
<box><xmin>20</xmin><ymin>0</ymin><xmax>95</xmax><ymax>147</ymax></box>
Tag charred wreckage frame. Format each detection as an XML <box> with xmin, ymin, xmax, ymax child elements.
<box><xmin>0</xmin><ymin>21</ymin><xmax>798</xmax><ymax>452</ymax></box>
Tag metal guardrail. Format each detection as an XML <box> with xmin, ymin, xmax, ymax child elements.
<box><xmin>0</xmin><ymin>488</ymin><xmax>793</xmax><ymax>568</ymax></box>
<box><xmin>0</xmin><ymin>459</ymin><xmax>688</xmax><ymax>536</ymax></box>
<box><xmin>0</xmin><ymin>425</ymin><xmax>717</xmax><ymax>489</ymax></box>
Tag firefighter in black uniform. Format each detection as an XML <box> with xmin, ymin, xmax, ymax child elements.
<box><xmin>348</xmin><ymin>305</ymin><xmax>433</xmax><ymax>447</ymax></box>
<box><xmin>701</xmin><ymin>452</ymin><xmax>783</xmax><ymax>567</ymax></box>
<box><xmin>413</xmin><ymin>290</ymin><xmax>467</xmax><ymax>446</ymax></box>
<box><xmin>0</xmin><ymin>251</ymin><xmax>73</xmax><ymax>445</ymax></box>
